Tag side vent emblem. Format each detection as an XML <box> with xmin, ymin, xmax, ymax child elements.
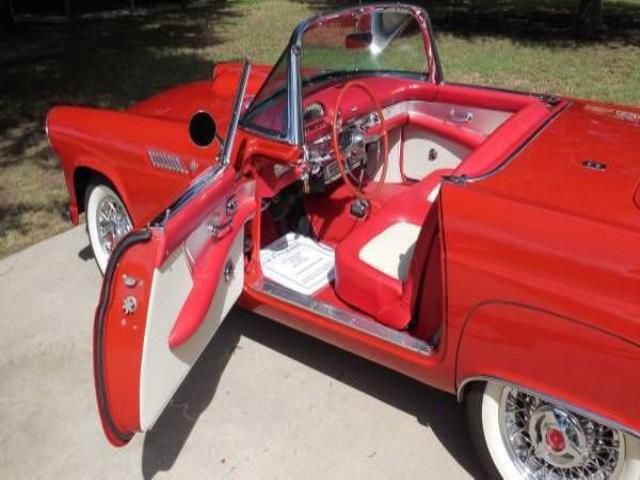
<box><xmin>148</xmin><ymin>149</ymin><xmax>189</xmax><ymax>175</ymax></box>
<box><xmin>582</xmin><ymin>159</ymin><xmax>607</xmax><ymax>172</ymax></box>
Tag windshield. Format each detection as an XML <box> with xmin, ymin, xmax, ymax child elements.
<box><xmin>301</xmin><ymin>9</ymin><xmax>428</xmax><ymax>88</ymax></box>
<box><xmin>242</xmin><ymin>51</ymin><xmax>289</xmax><ymax>138</ymax></box>
<box><xmin>242</xmin><ymin>6</ymin><xmax>430</xmax><ymax>141</ymax></box>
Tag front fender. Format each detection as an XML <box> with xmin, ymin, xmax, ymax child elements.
<box><xmin>71</xmin><ymin>160</ymin><xmax>134</xmax><ymax>225</ymax></box>
<box><xmin>456</xmin><ymin>301</ymin><xmax>640</xmax><ymax>436</ymax></box>
<box><xmin>47</xmin><ymin>106</ymin><xmax>219</xmax><ymax>227</ymax></box>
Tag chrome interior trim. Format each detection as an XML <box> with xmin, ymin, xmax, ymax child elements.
<box><xmin>183</xmin><ymin>180</ymin><xmax>255</xmax><ymax>262</ymax></box>
<box><xmin>381</xmin><ymin>100</ymin><xmax>509</xmax><ymax>136</ymax></box>
<box><xmin>457</xmin><ymin>375</ymin><xmax>640</xmax><ymax>440</ymax></box>
<box><xmin>289</xmin><ymin>44</ymin><xmax>303</xmax><ymax>146</ymax></box>
<box><xmin>254</xmin><ymin>278</ymin><xmax>433</xmax><ymax>356</ymax></box>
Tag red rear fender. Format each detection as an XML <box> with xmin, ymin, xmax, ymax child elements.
<box><xmin>456</xmin><ymin>302</ymin><xmax>640</xmax><ymax>436</ymax></box>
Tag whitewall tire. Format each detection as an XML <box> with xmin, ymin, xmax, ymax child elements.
<box><xmin>466</xmin><ymin>381</ymin><xmax>640</xmax><ymax>480</ymax></box>
<box><xmin>85</xmin><ymin>183</ymin><xmax>132</xmax><ymax>274</ymax></box>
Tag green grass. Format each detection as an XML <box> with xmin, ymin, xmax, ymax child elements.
<box><xmin>0</xmin><ymin>0</ymin><xmax>639</xmax><ymax>257</ymax></box>
<box><xmin>440</xmin><ymin>36</ymin><xmax>640</xmax><ymax>104</ymax></box>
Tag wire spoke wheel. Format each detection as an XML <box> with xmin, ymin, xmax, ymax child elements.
<box><xmin>96</xmin><ymin>196</ymin><xmax>131</xmax><ymax>256</ymax></box>
<box><xmin>86</xmin><ymin>184</ymin><xmax>132</xmax><ymax>274</ymax></box>
<box><xmin>498</xmin><ymin>386</ymin><xmax>624</xmax><ymax>480</ymax></box>
<box><xmin>466</xmin><ymin>380</ymin><xmax>640</xmax><ymax>480</ymax></box>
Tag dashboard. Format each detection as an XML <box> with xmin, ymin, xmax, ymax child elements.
<box><xmin>303</xmin><ymin>101</ymin><xmax>383</xmax><ymax>192</ymax></box>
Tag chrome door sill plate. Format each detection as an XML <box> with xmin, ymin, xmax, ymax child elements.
<box><xmin>254</xmin><ymin>278</ymin><xmax>433</xmax><ymax>356</ymax></box>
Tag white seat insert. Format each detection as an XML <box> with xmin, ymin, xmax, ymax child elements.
<box><xmin>358</xmin><ymin>222</ymin><xmax>421</xmax><ymax>281</ymax></box>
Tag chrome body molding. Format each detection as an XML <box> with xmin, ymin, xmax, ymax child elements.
<box><xmin>148</xmin><ymin>149</ymin><xmax>189</xmax><ymax>175</ymax></box>
<box><xmin>151</xmin><ymin>163</ymin><xmax>226</xmax><ymax>226</ymax></box>
<box><xmin>457</xmin><ymin>376</ymin><xmax>640</xmax><ymax>440</ymax></box>
<box><xmin>450</xmin><ymin>101</ymin><xmax>571</xmax><ymax>184</ymax></box>
<box><xmin>253</xmin><ymin>278</ymin><xmax>433</xmax><ymax>356</ymax></box>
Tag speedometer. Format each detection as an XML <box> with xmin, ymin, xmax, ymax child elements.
<box><xmin>303</xmin><ymin>102</ymin><xmax>325</xmax><ymax>123</ymax></box>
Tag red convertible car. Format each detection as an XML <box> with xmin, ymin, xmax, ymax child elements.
<box><xmin>47</xmin><ymin>4</ymin><xmax>640</xmax><ymax>479</ymax></box>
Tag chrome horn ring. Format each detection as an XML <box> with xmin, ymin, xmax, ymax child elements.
<box><xmin>498</xmin><ymin>386</ymin><xmax>625</xmax><ymax>479</ymax></box>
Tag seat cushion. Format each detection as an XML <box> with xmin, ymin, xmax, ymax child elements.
<box><xmin>334</xmin><ymin>169</ymin><xmax>451</xmax><ymax>329</ymax></box>
<box><xmin>359</xmin><ymin>222</ymin><xmax>421</xmax><ymax>281</ymax></box>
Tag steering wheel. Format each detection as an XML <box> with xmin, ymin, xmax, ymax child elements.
<box><xmin>331</xmin><ymin>80</ymin><xmax>388</xmax><ymax>200</ymax></box>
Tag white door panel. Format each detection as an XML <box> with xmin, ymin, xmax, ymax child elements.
<box><xmin>402</xmin><ymin>126</ymin><xmax>469</xmax><ymax>180</ymax></box>
<box><xmin>139</xmin><ymin>231</ymin><xmax>244</xmax><ymax>430</ymax></box>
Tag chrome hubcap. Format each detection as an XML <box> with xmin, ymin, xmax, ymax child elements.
<box><xmin>499</xmin><ymin>387</ymin><xmax>624</xmax><ymax>479</ymax></box>
<box><xmin>96</xmin><ymin>195</ymin><xmax>132</xmax><ymax>256</ymax></box>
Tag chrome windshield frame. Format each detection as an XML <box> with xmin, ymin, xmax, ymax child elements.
<box><xmin>241</xmin><ymin>3</ymin><xmax>441</xmax><ymax>148</ymax></box>
<box><xmin>221</xmin><ymin>58</ymin><xmax>251</xmax><ymax>167</ymax></box>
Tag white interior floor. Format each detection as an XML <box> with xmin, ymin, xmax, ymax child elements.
<box><xmin>260</xmin><ymin>232</ymin><xmax>335</xmax><ymax>295</ymax></box>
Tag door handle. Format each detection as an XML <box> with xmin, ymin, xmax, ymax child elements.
<box><xmin>449</xmin><ymin>109</ymin><xmax>474</xmax><ymax>123</ymax></box>
<box><xmin>208</xmin><ymin>218</ymin><xmax>232</xmax><ymax>241</ymax></box>
<box><xmin>208</xmin><ymin>195</ymin><xmax>238</xmax><ymax>241</ymax></box>
<box><xmin>168</xmin><ymin>195</ymin><xmax>256</xmax><ymax>349</ymax></box>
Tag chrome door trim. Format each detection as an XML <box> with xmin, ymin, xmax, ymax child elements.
<box><xmin>457</xmin><ymin>375</ymin><xmax>640</xmax><ymax>440</ymax></box>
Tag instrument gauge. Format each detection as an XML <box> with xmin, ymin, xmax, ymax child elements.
<box><xmin>303</xmin><ymin>102</ymin><xmax>325</xmax><ymax>123</ymax></box>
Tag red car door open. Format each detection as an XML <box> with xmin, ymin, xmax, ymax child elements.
<box><xmin>93</xmin><ymin>61</ymin><xmax>255</xmax><ymax>446</ymax></box>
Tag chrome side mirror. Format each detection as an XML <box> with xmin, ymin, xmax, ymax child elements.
<box><xmin>189</xmin><ymin>111</ymin><xmax>217</xmax><ymax>147</ymax></box>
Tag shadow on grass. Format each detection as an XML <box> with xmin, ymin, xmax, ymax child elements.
<box><xmin>0</xmin><ymin>2</ymin><xmax>245</xmax><ymax>256</ymax></box>
<box><xmin>302</xmin><ymin>0</ymin><xmax>640</xmax><ymax>47</ymax></box>
<box><xmin>0</xmin><ymin>198</ymin><xmax>68</xmax><ymax>236</ymax></box>
<box><xmin>140</xmin><ymin>309</ymin><xmax>484</xmax><ymax>479</ymax></box>
<box><xmin>0</xmin><ymin>2</ymin><xmax>237</xmax><ymax>163</ymax></box>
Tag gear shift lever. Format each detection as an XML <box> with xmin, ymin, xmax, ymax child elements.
<box><xmin>350</xmin><ymin>198</ymin><xmax>369</xmax><ymax>220</ymax></box>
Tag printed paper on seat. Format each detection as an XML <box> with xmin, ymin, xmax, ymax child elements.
<box><xmin>260</xmin><ymin>233</ymin><xmax>335</xmax><ymax>296</ymax></box>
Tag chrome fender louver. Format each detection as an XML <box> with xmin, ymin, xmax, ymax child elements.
<box><xmin>148</xmin><ymin>149</ymin><xmax>189</xmax><ymax>175</ymax></box>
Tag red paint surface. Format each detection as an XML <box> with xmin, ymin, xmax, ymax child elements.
<box><xmin>94</xmin><ymin>233</ymin><xmax>159</xmax><ymax>445</ymax></box>
<box><xmin>443</xmin><ymin>105</ymin><xmax>640</xmax><ymax>429</ymax></box>
<box><xmin>48</xmin><ymin>64</ymin><xmax>271</xmax><ymax>228</ymax></box>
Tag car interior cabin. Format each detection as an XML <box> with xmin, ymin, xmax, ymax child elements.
<box><xmin>241</xmin><ymin>75</ymin><xmax>556</xmax><ymax>353</ymax></box>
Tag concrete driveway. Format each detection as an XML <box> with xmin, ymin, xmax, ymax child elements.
<box><xmin>0</xmin><ymin>227</ymin><xmax>483</xmax><ymax>479</ymax></box>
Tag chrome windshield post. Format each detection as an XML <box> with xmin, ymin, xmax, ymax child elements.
<box><xmin>152</xmin><ymin>58</ymin><xmax>252</xmax><ymax>226</ymax></box>
<box><xmin>221</xmin><ymin>58</ymin><xmax>252</xmax><ymax>167</ymax></box>
<box><xmin>288</xmin><ymin>43</ymin><xmax>303</xmax><ymax>147</ymax></box>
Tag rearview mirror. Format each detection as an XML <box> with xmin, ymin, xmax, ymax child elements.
<box><xmin>189</xmin><ymin>111</ymin><xmax>217</xmax><ymax>147</ymax></box>
<box><xmin>345</xmin><ymin>32</ymin><xmax>373</xmax><ymax>50</ymax></box>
